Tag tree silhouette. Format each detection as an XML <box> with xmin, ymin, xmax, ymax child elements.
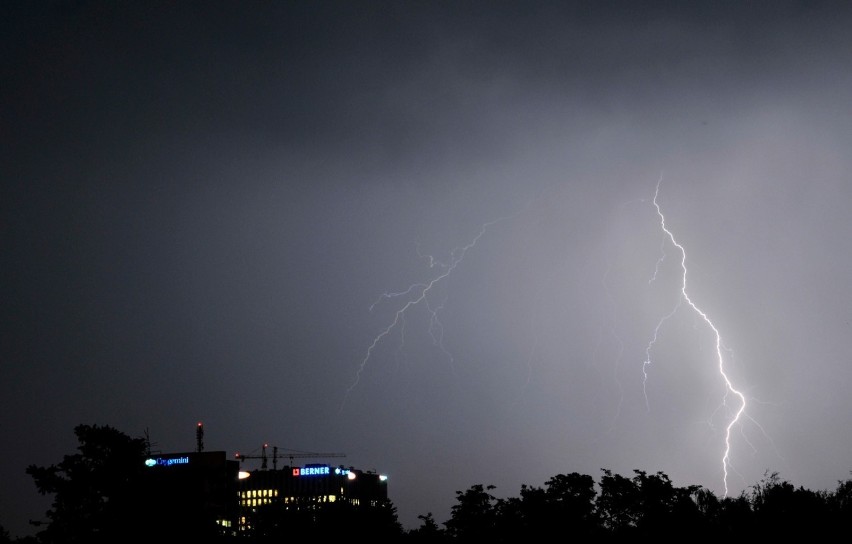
<box><xmin>829</xmin><ymin>474</ymin><xmax>852</xmax><ymax>529</ymax></box>
<box><xmin>543</xmin><ymin>471</ymin><xmax>598</xmax><ymax>534</ymax></box>
<box><xmin>25</xmin><ymin>424</ymin><xmax>149</xmax><ymax>544</ymax></box>
<box><xmin>404</xmin><ymin>513</ymin><xmax>449</xmax><ymax>543</ymax></box>
<box><xmin>488</xmin><ymin>472</ymin><xmax>602</xmax><ymax>542</ymax></box>
<box><xmin>596</xmin><ymin>469</ymin><xmax>640</xmax><ymax>536</ymax></box>
<box><xmin>443</xmin><ymin>484</ymin><xmax>499</xmax><ymax>542</ymax></box>
<box><xmin>749</xmin><ymin>470</ymin><xmax>833</xmax><ymax>540</ymax></box>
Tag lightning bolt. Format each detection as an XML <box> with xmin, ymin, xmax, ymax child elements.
<box><xmin>341</xmin><ymin>206</ymin><xmax>528</xmax><ymax>412</ymax></box>
<box><xmin>646</xmin><ymin>177</ymin><xmax>746</xmax><ymax>497</ymax></box>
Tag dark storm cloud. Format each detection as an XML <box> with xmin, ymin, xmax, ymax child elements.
<box><xmin>7</xmin><ymin>2</ymin><xmax>837</xmax><ymax>162</ymax></box>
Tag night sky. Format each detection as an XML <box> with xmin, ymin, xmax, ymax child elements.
<box><xmin>4</xmin><ymin>1</ymin><xmax>852</xmax><ymax>538</ymax></box>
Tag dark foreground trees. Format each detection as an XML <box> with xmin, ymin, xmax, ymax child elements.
<box><xmin>411</xmin><ymin>468</ymin><xmax>852</xmax><ymax>542</ymax></box>
<box><xmin>25</xmin><ymin>424</ymin><xmax>152</xmax><ymax>544</ymax></box>
<box><xmin>15</xmin><ymin>422</ymin><xmax>852</xmax><ymax>543</ymax></box>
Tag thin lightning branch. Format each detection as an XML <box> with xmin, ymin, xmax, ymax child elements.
<box><xmin>369</xmin><ymin>283</ymin><xmax>429</xmax><ymax>312</ymax></box>
<box><xmin>425</xmin><ymin>296</ymin><xmax>458</xmax><ymax>378</ymax></box>
<box><xmin>340</xmin><ymin>208</ymin><xmax>527</xmax><ymax>412</ymax></box>
<box><xmin>649</xmin><ymin>237</ymin><xmax>668</xmax><ymax>284</ymax></box>
<box><xmin>643</xmin><ymin>224</ymin><xmax>682</xmax><ymax>411</ymax></box>
<box><xmin>648</xmin><ymin>177</ymin><xmax>746</xmax><ymax>497</ymax></box>
<box><xmin>642</xmin><ymin>300</ymin><xmax>681</xmax><ymax>412</ymax></box>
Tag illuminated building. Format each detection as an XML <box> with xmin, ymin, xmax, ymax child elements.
<box><xmin>140</xmin><ymin>450</ymin><xmax>391</xmax><ymax>539</ymax></box>
<box><xmin>140</xmin><ymin>450</ymin><xmax>240</xmax><ymax>538</ymax></box>
<box><xmin>236</xmin><ymin>463</ymin><xmax>391</xmax><ymax>538</ymax></box>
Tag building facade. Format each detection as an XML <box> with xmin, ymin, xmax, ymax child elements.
<box><xmin>142</xmin><ymin>451</ymin><xmax>391</xmax><ymax>539</ymax></box>
<box><xmin>237</xmin><ymin>463</ymin><xmax>390</xmax><ymax>538</ymax></box>
<box><xmin>141</xmin><ymin>450</ymin><xmax>240</xmax><ymax>538</ymax></box>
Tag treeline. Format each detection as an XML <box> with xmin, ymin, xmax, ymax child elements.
<box><xmin>2</xmin><ymin>424</ymin><xmax>850</xmax><ymax>542</ymax></box>
<box><xmin>405</xmin><ymin>468</ymin><xmax>852</xmax><ymax>542</ymax></box>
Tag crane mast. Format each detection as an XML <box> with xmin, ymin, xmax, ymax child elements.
<box><xmin>234</xmin><ymin>443</ymin><xmax>346</xmax><ymax>470</ymax></box>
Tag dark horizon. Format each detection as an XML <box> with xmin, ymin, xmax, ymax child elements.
<box><xmin>13</xmin><ymin>422</ymin><xmax>852</xmax><ymax>541</ymax></box>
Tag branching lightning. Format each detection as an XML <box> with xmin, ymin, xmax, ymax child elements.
<box><xmin>343</xmin><ymin>183</ymin><xmax>759</xmax><ymax>496</ymax></box>
<box><xmin>340</xmin><ymin>208</ymin><xmax>526</xmax><ymax>412</ymax></box>
<box><xmin>645</xmin><ymin>177</ymin><xmax>746</xmax><ymax>496</ymax></box>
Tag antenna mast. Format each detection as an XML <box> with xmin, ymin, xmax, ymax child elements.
<box><xmin>196</xmin><ymin>421</ymin><xmax>204</xmax><ymax>452</ymax></box>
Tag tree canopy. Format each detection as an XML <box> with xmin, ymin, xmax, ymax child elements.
<box><xmin>25</xmin><ymin>424</ymin><xmax>149</xmax><ymax>544</ymax></box>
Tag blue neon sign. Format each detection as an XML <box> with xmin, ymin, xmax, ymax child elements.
<box><xmin>144</xmin><ymin>456</ymin><xmax>189</xmax><ymax>467</ymax></box>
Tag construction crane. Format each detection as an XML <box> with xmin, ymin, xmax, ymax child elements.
<box><xmin>234</xmin><ymin>443</ymin><xmax>346</xmax><ymax>470</ymax></box>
